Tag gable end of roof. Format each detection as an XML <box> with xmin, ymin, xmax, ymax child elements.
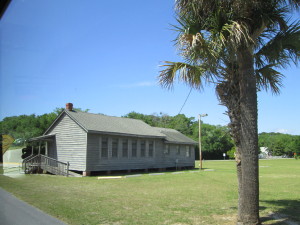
<box><xmin>44</xmin><ymin>110</ymin><xmax>88</xmax><ymax>135</ymax></box>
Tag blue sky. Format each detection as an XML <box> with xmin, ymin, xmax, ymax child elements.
<box><xmin>1</xmin><ymin>0</ymin><xmax>299</xmax><ymax>135</ymax></box>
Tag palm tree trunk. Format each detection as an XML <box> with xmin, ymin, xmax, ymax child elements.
<box><xmin>237</xmin><ymin>48</ymin><xmax>260</xmax><ymax>225</ymax></box>
<box><xmin>236</xmin><ymin>151</ymin><xmax>243</xmax><ymax>222</ymax></box>
<box><xmin>216</xmin><ymin>73</ymin><xmax>244</xmax><ymax>223</ymax></box>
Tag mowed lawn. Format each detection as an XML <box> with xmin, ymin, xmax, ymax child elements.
<box><xmin>0</xmin><ymin>159</ymin><xmax>299</xmax><ymax>225</ymax></box>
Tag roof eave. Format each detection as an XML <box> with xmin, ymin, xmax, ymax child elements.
<box><xmin>164</xmin><ymin>140</ymin><xmax>197</xmax><ymax>145</ymax></box>
<box><xmin>28</xmin><ymin>134</ymin><xmax>56</xmax><ymax>142</ymax></box>
<box><xmin>88</xmin><ymin>130</ymin><xmax>166</xmax><ymax>139</ymax></box>
<box><xmin>44</xmin><ymin>110</ymin><xmax>66</xmax><ymax>135</ymax></box>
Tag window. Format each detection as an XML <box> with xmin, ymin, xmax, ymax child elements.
<box><xmin>186</xmin><ymin>146</ymin><xmax>190</xmax><ymax>157</ymax></box>
<box><xmin>164</xmin><ymin>144</ymin><xmax>170</xmax><ymax>155</ymax></box>
<box><xmin>140</xmin><ymin>140</ymin><xmax>146</xmax><ymax>157</ymax></box>
<box><xmin>149</xmin><ymin>141</ymin><xmax>154</xmax><ymax>157</ymax></box>
<box><xmin>176</xmin><ymin>145</ymin><xmax>180</xmax><ymax>155</ymax></box>
<box><xmin>122</xmin><ymin>139</ymin><xmax>128</xmax><ymax>157</ymax></box>
<box><xmin>112</xmin><ymin>138</ymin><xmax>118</xmax><ymax>158</ymax></box>
<box><xmin>181</xmin><ymin>145</ymin><xmax>185</xmax><ymax>154</ymax></box>
<box><xmin>132</xmin><ymin>140</ymin><xmax>137</xmax><ymax>157</ymax></box>
<box><xmin>101</xmin><ymin>137</ymin><xmax>108</xmax><ymax>158</ymax></box>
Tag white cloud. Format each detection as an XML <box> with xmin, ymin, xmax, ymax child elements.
<box><xmin>274</xmin><ymin>129</ymin><xmax>291</xmax><ymax>134</ymax></box>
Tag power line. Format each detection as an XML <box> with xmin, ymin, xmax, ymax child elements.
<box><xmin>178</xmin><ymin>88</ymin><xmax>193</xmax><ymax>114</ymax></box>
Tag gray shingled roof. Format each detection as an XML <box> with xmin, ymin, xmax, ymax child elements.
<box><xmin>44</xmin><ymin>110</ymin><xmax>196</xmax><ymax>144</ymax></box>
<box><xmin>152</xmin><ymin>127</ymin><xmax>197</xmax><ymax>144</ymax></box>
<box><xmin>66</xmin><ymin>110</ymin><xmax>165</xmax><ymax>138</ymax></box>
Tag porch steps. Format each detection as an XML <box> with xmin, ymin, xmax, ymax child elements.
<box><xmin>23</xmin><ymin>154</ymin><xmax>80</xmax><ymax>177</ymax></box>
<box><xmin>67</xmin><ymin>171</ymin><xmax>82</xmax><ymax>177</ymax></box>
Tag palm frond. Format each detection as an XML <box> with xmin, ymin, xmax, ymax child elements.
<box><xmin>220</xmin><ymin>21</ymin><xmax>253</xmax><ymax>47</ymax></box>
<box><xmin>158</xmin><ymin>61</ymin><xmax>210</xmax><ymax>90</ymax></box>
<box><xmin>256</xmin><ymin>65</ymin><xmax>284</xmax><ymax>94</ymax></box>
<box><xmin>280</xmin><ymin>0</ymin><xmax>300</xmax><ymax>10</ymax></box>
<box><xmin>175</xmin><ymin>0</ymin><xmax>221</xmax><ymax>18</ymax></box>
<box><xmin>182</xmin><ymin>32</ymin><xmax>221</xmax><ymax>63</ymax></box>
<box><xmin>166</xmin><ymin>0</ymin><xmax>299</xmax><ymax>98</ymax></box>
<box><xmin>255</xmin><ymin>21</ymin><xmax>300</xmax><ymax>69</ymax></box>
<box><xmin>174</xmin><ymin>13</ymin><xmax>234</xmax><ymax>66</ymax></box>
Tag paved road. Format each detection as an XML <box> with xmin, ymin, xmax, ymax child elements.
<box><xmin>0</xmin><ymin>187</ymin><xmax>66</xmax><ymax>225</ymax></box>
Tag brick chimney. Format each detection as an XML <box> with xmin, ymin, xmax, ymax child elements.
<box><xmin>66</xmin><ymin>103</ymin><xmax>73</xmax><ymax>111</ymax></box>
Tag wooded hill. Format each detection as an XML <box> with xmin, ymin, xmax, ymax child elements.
<box><xmin>1</xmin><ymin>109</ymin><xmax>299</xmax><ymax>159</ymax></box>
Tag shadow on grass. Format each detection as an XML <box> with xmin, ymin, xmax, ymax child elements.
<box><xmin>260</xmin><ymin>200</ymin><xmax>300</xmax><ymax>224</ymax></box>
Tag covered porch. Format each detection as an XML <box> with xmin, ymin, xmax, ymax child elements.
<box><xmin>27</xmin><ymin>134</ymin><xmax>56</xmax><ymax>157</ymax></box>
<box><xmin>23</xmin><ymin>134</ymin><xmax>79</xmax><ymax>177</ymax></box>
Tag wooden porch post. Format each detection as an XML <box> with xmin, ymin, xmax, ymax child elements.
<box><xmin>45</xmin><ymin>141</ymin><xmax>48</xmax><ymax>156</ymax></box>
<box><xmin>38</xmin><ymin>142</ymin><xmax>41</xmax><ymax>155</ymax></box>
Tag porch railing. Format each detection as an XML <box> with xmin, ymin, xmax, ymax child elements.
<box><xmin>22</xmin><ymin>154</ymin><xmax>38</xmax><ymax>173</ymax></box>
<box><xmin>23</xmin><ymin>154</ymin><xmax>70</xmax><ymax>177</ymax></box>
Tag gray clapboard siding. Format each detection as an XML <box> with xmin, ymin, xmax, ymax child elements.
<box><xmin>86</xmin><ymin>134</ymin><xmax>157</xmax><ymax>171</ymax></box>
<box><xmin>154</xmin><ymin>141</ymin><xmax>195</xmax><ymax>168</ymax></box>
<box><xmin>86</xmin><ymin>134</ymin><xmax>195</xmax><ymax>171</ymax></box>
<box><xmin>46</xmin><ymin>113</ymin><xmax>87</xmax><ymax>171</ymax></box>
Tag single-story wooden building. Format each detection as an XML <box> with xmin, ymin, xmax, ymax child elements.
<box><xmin>30</xmin><ymin>103</ymin><xmax>197</xmax><ymax>176</ymax></box>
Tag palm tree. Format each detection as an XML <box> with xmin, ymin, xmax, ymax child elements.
<box><xmin>159</xmin><ymin>1</ymin><xmax>300</xmax><ymax>224</ymax></box>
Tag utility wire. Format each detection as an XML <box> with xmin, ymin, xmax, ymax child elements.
<box><xmin>178</xmin><ymin>88</ymin><xmax>193</xmax><ymax>114</ymax></box>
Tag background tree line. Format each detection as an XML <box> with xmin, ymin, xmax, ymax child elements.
<box><xmin>1</xmin><ymin>109</ymin><xmax>299</xmax><ymax>159</ymax></box>
<box><xmin>258</xmin><ymin>132</ymin><xmax>300</xmax><ymax>157</ymax></box>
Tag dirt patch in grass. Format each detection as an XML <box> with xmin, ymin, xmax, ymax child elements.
<box><xmin>212</xmin><ymin>214</ymin><xmax>237</xmax><ymax>224</ymax></box>
<box><xmin>186</xmin><ymin>214</ymin><xmax>237</xmax><ymax>225</ymax></box>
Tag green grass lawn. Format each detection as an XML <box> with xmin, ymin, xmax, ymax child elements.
<box><xmin>0</xmin><ymin>159</ymin><xmax>299</xmax><ymax>225</ymax></box>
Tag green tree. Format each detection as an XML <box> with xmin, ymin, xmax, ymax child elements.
<box><xmin>227</xmin><ymin>146</ymin><xmax>236</xmax><ymax>159</ymax></box>
<box><xmin>168</xmin><ymin>114</ymin><xmax>194</xmax><ymax>135</ymax></box>
<box><xmin>124</xmin><ymin>112</ymin><xmax>195</xmax><ymax>136</ymax></box>
<box><xmin>159</xmin><ymin>1</ymin><xmax>300</xmax><ymax>223</ymax></box>
<box><xmin>123</xmin><ymin>111</ymin><xmax>157</xmax><ymax>126</ymax></box>
<box><xmin>259</xmin><ymin>132</ymin><xmax>300</xmax><ymax>156</ymax></box>
<box><xmin>0</xmin><ymin>107</ymin><xmax>89</xmax><ymax>145</ymax></box>
<box><xmin>201</xmin><ymin>124</ymin><xmax>234</xmax><ymax>159</ymax></box>
<box><xmin>292</xmin><ymin>136</ymin><xmax>300</xmax><ymax>154</ymax></box>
